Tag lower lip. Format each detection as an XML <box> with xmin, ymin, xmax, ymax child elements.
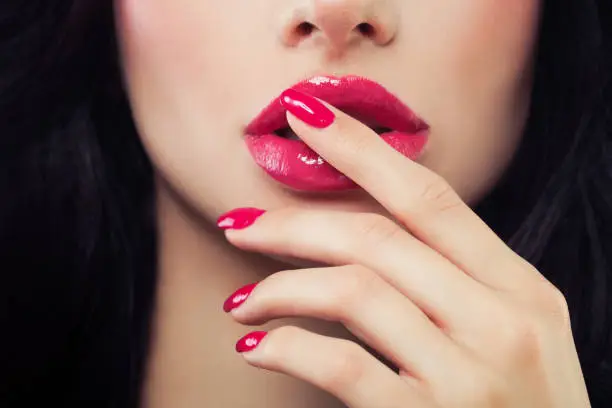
<box><xmin>245</xmin><ymin>131</ymin><xmax>428</xmax><ymax>192</ymax></box>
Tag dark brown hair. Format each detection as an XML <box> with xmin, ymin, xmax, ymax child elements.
<box><xmin>1</xmin><ymin>0</ymin><xmax>611</xmax><ymax>406</ymax></box>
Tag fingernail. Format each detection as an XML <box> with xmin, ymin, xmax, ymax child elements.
<box><xmin>236</xmin><ymin>331</ymin><xmax>268</xmax><ymax>353</ymax></box>
<box><xmin>217</xmin><ymin>208</ymin><xmax>266</xmax><ymax>230</ymax></box>
<box><xmin>223</xmin><ymin>282</ymin><xmax>258</xmax><ymax>312</ymax></box>
<box><xmin>280</xmin><ymin>88</ymin><xmax>335</xmax><ymax>128</ymax></box>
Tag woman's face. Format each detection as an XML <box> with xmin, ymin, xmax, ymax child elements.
<box><xmin>115</xmin><ymin>0</ymin><xmax>540</xmax><ymax>221</ymax></box>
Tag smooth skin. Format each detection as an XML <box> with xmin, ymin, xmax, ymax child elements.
<box><xmin>222</xmin><ymin>101</ymin><xmax>591</xmax><ymax>407</ymax></box>
<box><xmin>116</xmin><ymin>0</ymin><xmax>588</xmax><ymax>406</ymax></box>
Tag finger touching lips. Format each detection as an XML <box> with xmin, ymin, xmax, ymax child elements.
<box><xmin>281</xmin><ymin>89</ymin><xmax>429</xmax><ymax>173</ymax></box>
<box><xmin>280</xmin><ymin>90</ymin><xmax>538</xmax><ymax>292</ymax></box>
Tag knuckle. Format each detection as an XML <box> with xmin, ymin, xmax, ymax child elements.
<box><xmin>332</xmin><ymin>266</ymin><xmax>380</xmax><ymax>313</ymax></box>
<box><xmin>472</xmin><ymin>377</ymin><xmax>508</xmax><ymax>407</ymax></box>
<box><xmin>509</xmin><ymin>262</ymin><xmax>572</xmax><ymax>329</ymax></box>
<box><xmin>339</xmin><ymin>121</ymin><xmax>371</xmax><ymax>155</ymax></box>
<box><xmin>356</xmin><ymin>214</ymin><xmax>403</xmax><ymax>251</ymax></box>
<box><xmin>266</xmin><ymin>325</ymin><xmax>303</xmax><ymax>355</ymax></box>
<box><xmin>535</xmin><ymin>284</ymin><xmax>572</xmax><ymax>328</ymax></box>
<box><xmin>318</xmin><ymin>340</ymin><xmax>366</xmax><ymax>392</ymax></box>
<box><xmin>263</xmin><ymin>325</ymin><xmax>316</xmax><ymax>367</ymax></box>
<box><xmin>494</xmin><ymin>313</ymin><xmax>541</xmax><ymax>367</ymax></box>
<box><xmin>331</xmin><ymin>119</ymin><xmax>371</xmax><ymax>163</ymax></box>
<box><xmin>447</xmin><ymin>369</ymin><xmax>508</xmax><ymax>408</ymax></box>
<box><xmin>418</xmin><ymin>175</ymin><xmax>463</xmax><ymax>214</ymax></box>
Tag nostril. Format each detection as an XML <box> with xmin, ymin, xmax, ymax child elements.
<box><xmin>296</xmin><ymin>22</ymin><xmax>316</xmax><ymax>37</ymax></box>
<box><xmin>356</xmin><ymin>23</ymin><xmax>375</xmax><ymax>37</ymax></box>
<box><xmin>282</xmin><ymin>16</ymin><xmax>392</xmax><ymax>47</ymax></box>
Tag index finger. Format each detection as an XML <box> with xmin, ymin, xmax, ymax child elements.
<box><xmin>281</xmin><ymin>88</ymin><xmax>543</xmax><ymax>292</ymax></box>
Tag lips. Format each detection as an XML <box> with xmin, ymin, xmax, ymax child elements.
<box><xmin>244</xmin><ymin>75</ymin><xmax>429</xmax><ymax>192</ymax></box>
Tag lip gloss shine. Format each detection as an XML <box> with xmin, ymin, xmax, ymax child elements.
<box><xmin>244</xmin><ymin>75</ymin><xmax>429</xmax><ymax>192</ymax></box>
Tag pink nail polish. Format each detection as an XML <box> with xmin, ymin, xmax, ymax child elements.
<box><xmin>280</xmin><ymin>88</ymin><xmax>335</xmax><ymax>128</ymax></box>
<box><xmin>223</xmin><ymin>282</ymin><xmax>258</xmax><ymax>312</ymax></box>
<box><xmin>236</xmin><ymin>331</ymin><xmax>268</xmax><ymax>353</ymax></box>
<box><xmin>217</xmin><ymin>208</ymin><xmax>266</xmax><ymax>230</ymax></box>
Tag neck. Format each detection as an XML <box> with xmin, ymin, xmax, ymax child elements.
<box><xmin>142</xmin><ymin>183</ymin><xmax>345</xmax><ymax>408</ymax></box>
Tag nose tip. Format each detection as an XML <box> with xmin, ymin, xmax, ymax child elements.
<box><xmin>282</xmin><ymin>0</ymin><xmax>397</xmax><ymax>53</ymax></box>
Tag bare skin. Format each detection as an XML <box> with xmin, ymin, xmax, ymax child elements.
<box><xmin>113</xmin><ymin>1</ymin><xmax>590</xmax><ymax>407</ymax></box>
<box><xmin>142</xmin><ymin>103</ymin><xmax>590</xmax><ymax>408</ymax></box>
<box><xmin>143</xmin><ymin>184</ymin><xmax>349</xmax><ymax>408</ymax></box>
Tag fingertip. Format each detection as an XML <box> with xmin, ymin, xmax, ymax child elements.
<box><xmin>235</xmin><ymin>331</ymin><xmax>269</xmax><ymax>366</ymax></box>
<box><xmin>281</xmin><ymin>89</ymin><xmax>336</xmax><ymax>129</ymax></box>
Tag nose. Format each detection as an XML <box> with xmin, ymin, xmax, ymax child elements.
<box><xmin>281</xmin><ymin>0</ymin><xmax>398</xmax><ymax>54</ymax></box>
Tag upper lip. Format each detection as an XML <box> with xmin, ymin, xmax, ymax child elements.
<box><xmin>245</xmin><ymin>75</ymin><xmax>429</xmax><ymax>136</ymax></box>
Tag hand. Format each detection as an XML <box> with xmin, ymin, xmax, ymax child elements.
<box><xmin>218</xmin><ymin>89</ymin><xmax>591</xmax><ymax>407</ymax></box>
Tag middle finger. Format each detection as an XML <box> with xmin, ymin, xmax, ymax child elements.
<box><xmin>226</xmin><ymin>264</ymin><xmax>473</xmax><ymax>388</ymax></box>
<box><xmin>223</xmin><ymin>207</ymin><xmax>501</xmax><ymax>340</ymax></box>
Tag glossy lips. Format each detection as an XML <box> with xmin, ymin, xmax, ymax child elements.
<box><xmin>244</xmin><ymin>75</ymin><xmax>429</xmax><ymax>192</ymax></box>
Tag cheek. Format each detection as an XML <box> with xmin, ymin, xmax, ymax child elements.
<box><xmin>115</xmin><ymin>0</ymin><xmax>293</xmax><ymax>216</ymax></box>
<box><xmin>408</xmin><ymin>0</ymin><xmax>540</xmax><ymax>98</ymax></box>
<box><xmin>405</xmin><ymin>0</ymin><xmax>540</xmax><ymax>203</ymax></box>
<box><xmin>444</xmin><ymin>1</ymin><xmax>539</xmax><ymax>75</ymax></box>
<box><xmin>115</xmin><ymin>1</ymin><xmax>250</xmax><ymax>158</ymax></box>
<box><xmin>445</xmin><ymin>1</ymin><xmax>540</xmax><ymax>137</ymax></box>
<box><xmin>117</xmin><ymin>0</ymin><xmax>230</xmax><ymax>110</ymax></box>
<box><xmin>390</xmin><ymin>0</ymin><xmax>541</xmax><ymax>149</ymax></box>
<box><xmin>115</xmin><ymin>0</ymin><xmax>240</xmax><ymax>208</ymax></box>
<box><xmin>116</xmin><ymin>0</ymin><xmax>282</xmax><ymax>106</ymax></box>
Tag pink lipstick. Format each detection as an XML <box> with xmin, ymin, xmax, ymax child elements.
<box><xmin>244</xmin><ymin>75</ymin><xmax>429</xmax><ymax>192</ymax></box>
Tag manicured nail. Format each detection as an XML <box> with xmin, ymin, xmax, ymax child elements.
<box><xmin>223</xmin><ymin>282</ymin><xmax>258</xmax><ymax>312</ymax></box>
<box><xmin>280</xmin><ymin>88</ymin><xmax>335</xmax><ymax>128</ymax></box>
<box><xmin>236</xmin><ymin>331</ymin><xmax>268</xmax><ymax>353</ymax></box>
<box><xmin>217</xmin><ymin>208</ymin><xmax>266</xmax><ymax>230</ymax></box>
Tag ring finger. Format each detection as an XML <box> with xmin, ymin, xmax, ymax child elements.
<box><xmin>237</xmin><ymin>326</ymin><xmax>436</xmax><ymax>408</ymax></box>
<box><xmin>226</xmin><ymin>264</ymin><xmax>478</xmax><ymax>392</ymax></box>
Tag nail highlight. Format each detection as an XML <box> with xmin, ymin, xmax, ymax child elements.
<box><xmin>223</xmin><ymin>282</ymin><xmax>258</xmax><ymax>312</ymax></box>
<box><xmin>236</xmin><ymin>331</ymin><xmax>268</xmax><ymax>353</ymax></box>
<box><xmin>217</xmin><ymin>208</ymin><xmax>266</xmax><ymax>230</ymax></box>
<box><xmin>280</xmin><ymin>88</ymin><xmax>335</xmax><ymax>128</ymax></box>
